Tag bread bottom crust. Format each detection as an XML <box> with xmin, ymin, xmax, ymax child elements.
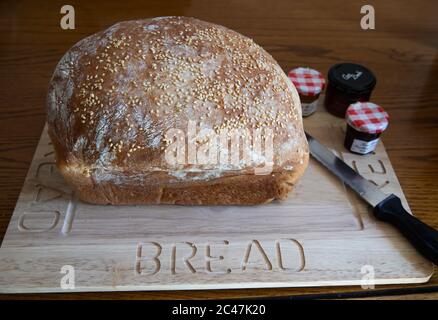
<box><xmin>60</xmin><ymin>156</ymin><xmax>308</xmax><ymax>205</ymax></box>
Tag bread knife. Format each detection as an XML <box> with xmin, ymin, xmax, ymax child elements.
<box><xmin>305</xmin><ymin>132</ymin><xmax>438</xmax><ymax>265</ymax></box>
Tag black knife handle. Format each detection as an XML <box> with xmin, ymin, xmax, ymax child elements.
<box><xmin>374</xmin><ymin>194</ymin><xmax>438</xmax><ymax>265</ymax></box>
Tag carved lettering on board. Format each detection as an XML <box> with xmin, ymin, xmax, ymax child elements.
<box><xmin>134</xmin><ymin>239</ymin><xmax>306</xmax><ymax>275</ymax></box>
<box><xmin>35</xmin><ymin>161</ymin><xmax>56</xmax><ymax>178</ymax></box>
<box><xmin>18</xmin><ymin>211</ymin><xmax>60</xmax><ymax>232</ymax></box>
<box><xmin>135</xmin><ymin>242</ymin><xmax>162</xmax><ymax>275</ymax></box>
<box><xmin>17</xmin><ymin>142</ymin><xmax>77</xmax><ymax>234</ymax></box>
<box><xmin>349</xmin><ymin>159</ymin><xmax>390</xmax><ymax>190</ymax></box>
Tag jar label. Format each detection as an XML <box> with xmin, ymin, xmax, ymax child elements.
<box><xmin>351</xmin><ymin>138</ymin><xmax>379</xmax><ymax>154</ymax></box>
<box><xmin>302</xmin><ymin>100</ymin><xmax>318</xmax><ymax>117</ymax></box>
<box><xmin>342</xmin><ymin>71</ymin><xmax>363</xmax><ymax>80</ymax></box>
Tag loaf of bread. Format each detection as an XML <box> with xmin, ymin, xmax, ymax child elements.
<box><xmin>47</xmin><ymin>16</ymin><xmax>308</xmax><ymax>205</ymax></box>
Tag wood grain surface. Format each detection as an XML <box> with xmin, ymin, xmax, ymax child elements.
<box><xmin>0</xmin><ymin>0</ymin><xmax>437</xmax><ymax>299</ymax></box>
<box><xmin>1</xmin><ymin>114</ymin><xmax>433</xmax><ymax>293</ymax></box>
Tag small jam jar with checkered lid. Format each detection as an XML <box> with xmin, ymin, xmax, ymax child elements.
<box><xmin>288</xmin><ymin>67</ymin><xmax>325</xmax><ymax>117</ymax></box>
<box><xmin>344</xmin><ymin>102</ymin><xmax>389</xmax><ymax>155</ymax></box>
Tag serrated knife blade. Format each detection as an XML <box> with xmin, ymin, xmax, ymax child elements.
<box><xmin>305</xmin><ymin>131</ymin><xmax>438</xmax><ymax>265</ymax></box>
<box><xmin>305</xmin><ymin>132</ymin><xmax>389</xmax><ymax>207</ymax></box>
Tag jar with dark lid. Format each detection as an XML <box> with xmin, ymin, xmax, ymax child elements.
<box><xmin>344</xmin><ymin>102</ymin><xmax>389</xmax><ymax>155</ymax></box>
<box><xmin>324</xmin><ymin>63</ymin><xmax>377</xmax><ymax>118</ymax></box>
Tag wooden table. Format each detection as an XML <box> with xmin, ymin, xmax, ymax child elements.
<box><xmin>0</xmin><ymin>0</ymin><xmax>437</xmax><ymax>299</ymax></box>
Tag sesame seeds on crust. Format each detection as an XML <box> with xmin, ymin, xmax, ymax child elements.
<box><xmin>47</xmin><ymin>16</ymin><xmax>305</xmax><ymax>173</ymax></box>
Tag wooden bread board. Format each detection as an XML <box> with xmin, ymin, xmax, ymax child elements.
<box><xmin>0</xmin><ymin>107</ymin><xmax>433</xmax><ymax>293</ymax></box>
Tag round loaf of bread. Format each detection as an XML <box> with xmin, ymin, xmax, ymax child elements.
<box><xmin>47</xmin><ymin>16</ymin><xmax>308</xmax><ymax>205</ymax></box>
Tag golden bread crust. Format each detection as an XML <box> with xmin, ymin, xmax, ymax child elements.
<box><xmin>47</xmin><ymin>16</ymin><xmax>309</xmax><ymax>205</ymax></box>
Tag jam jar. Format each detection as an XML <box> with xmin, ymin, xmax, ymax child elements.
<box><xmin>288</xmin><ymin>67</ymin><xmax>325</xmax><ymax>117</ymax></box>
<box><xmin>344</xmin><ymin>102</ymin><xmax>389</xmax><ymax>155</ymax></box>
<box><xmin>324</xmin><ymin>63</ymin><xmax>377</xmax><ymax>118</ymax></box>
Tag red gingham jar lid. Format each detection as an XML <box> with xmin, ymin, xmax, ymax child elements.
<box><xmin>288</xmin><ymin>67</ymin><xmax>325</xmax><ymax>96</ymax></box>
<box><xmin>346</xmin><ymin>102</ymin><xmax>389</xmax><ymax>134</ymax></box>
